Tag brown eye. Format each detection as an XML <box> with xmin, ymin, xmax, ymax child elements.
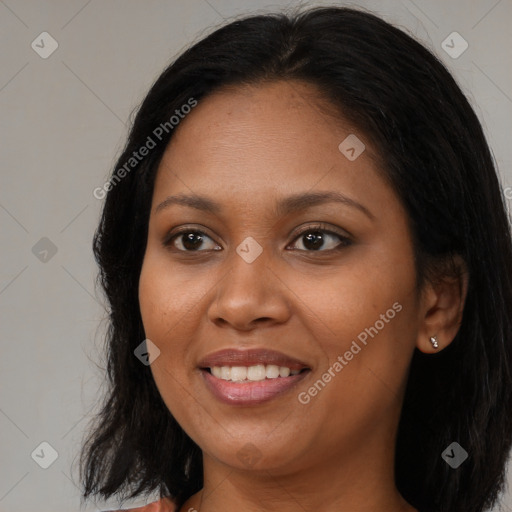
<box><xmin>288</xmin><ymin>225</ymin><xmax>352</xmax><ymax>252</ymax></box>
<box><xmin>163</xmin><ymin>229</ymin><xmax>220</xmax><ymax>252</ymax></box>
<box><xmin>162</xmin><ymin>223</ymin><xmax>351</xmax><ymax>254</ymax></box>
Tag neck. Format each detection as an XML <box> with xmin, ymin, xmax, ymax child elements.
<box><xmin>178</xmin><ymin>421</ymin><xmax>417</xmax><ymax>512</ymax></box>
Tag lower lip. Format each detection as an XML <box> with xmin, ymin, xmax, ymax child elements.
<box><xmin>200</xmin><ymin>369</ymin><xmax>310</xmax><ymax>405</ymax></box>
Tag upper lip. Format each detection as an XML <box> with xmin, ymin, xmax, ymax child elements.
<box><xmin>198</xmin><ymin>348</ymin><xmax>311</xmax><ymax>371</ymax></box>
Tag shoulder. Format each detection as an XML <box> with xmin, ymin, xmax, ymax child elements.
<box><xmin>104</xmin><ymin>496</ymin><xmax>177</xmax><ymax>512</ymax></box>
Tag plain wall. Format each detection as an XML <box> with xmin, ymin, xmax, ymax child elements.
<box><xmin>1</xmin><ymin>1</ymin><xmax>511</xmax><ymax>511</ymax></box>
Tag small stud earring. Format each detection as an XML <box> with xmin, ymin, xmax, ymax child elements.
<box><xmin>430</xmin><ymin>335</ymin><xmax>439</xmax><ymax>349</ymax></box>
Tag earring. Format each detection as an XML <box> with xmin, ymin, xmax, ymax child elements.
<box><xmin>430</xmin><ymin>335</ymin><xmax>439</xmax><ymax>349</ymax></box>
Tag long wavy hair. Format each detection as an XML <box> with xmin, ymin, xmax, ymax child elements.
<box><xmin>78</xmin><ymin>6</ymin><xmax>512</xmax><ymax>512</ymax></box>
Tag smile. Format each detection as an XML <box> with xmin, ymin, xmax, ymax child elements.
<box><xmin>198</xmin><ymin>348</ymin><xmax>312</xmax><ymax>405</ymax></box>
<box><xmin>209</xmin><ymin>364</ymin><xmax>302</xmax><ymax>381</ymax></box>
<box><xmin>201</xmin><ymin>367</ymin><xmax>310</xmax><ymax>405</ymax></box>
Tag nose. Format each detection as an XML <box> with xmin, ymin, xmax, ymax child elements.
<box><xmin>207</xmin><ymin>245</ymin><xmax>292</xmax><ymax>331</ymax></box>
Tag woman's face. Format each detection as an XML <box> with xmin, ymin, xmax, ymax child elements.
<box><xmin>138</xmin><ymin>80</ymin><xmax>425</xmax><ymax>475</ymax></box>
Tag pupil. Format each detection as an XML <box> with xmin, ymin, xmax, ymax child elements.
<box><xmin>180</xmin><ymin>232</ymin><xmax>326</xmax><ymax>251</ymax></box>
<box><xmin>304</xmin><ymin>231</ymin><xmax>324</xmax><ymax>250</ymax></box>
<box><xmin>183</xmin><ymin>233</ymin><xmax>203</xmax><ymax>251</ymax></box>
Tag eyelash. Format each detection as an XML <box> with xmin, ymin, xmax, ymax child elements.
<box><xmin>162</xmin><ymin>223</ymin><xmax>352</xmax><ymax>254</ymax></box>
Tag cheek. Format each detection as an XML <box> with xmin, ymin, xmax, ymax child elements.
<box><xmin>138</xmin><ymin>259</ymin><xmax>199</xmax><ymax>428</ymax></box>
<box><xmin>138</xmin><ymin>275</ymin><xmax>190</xmax><ymax>369</ymax></box>
<box><xmin>138</xmin><ymin>250</ymin><xmax>203</xmax><ymax>335</ymax></box>
<box><xmin>138</xmin><ymin>251</ymin><xmax>210</xmax><ymax>390</ymax></box>
<box><xmin>138</xmin><ymin>257</ymin><xmax>190</xmax><ymax>400</ymax></box>
<box><xmin>289</xmin><ymin>246</ymin><xmax>418</xmax><ymax>392</ymax></box>
<box><xmin>291</xmin><ymin>258</ymin><xmax>413</xmax><ymax>339</ymax></box>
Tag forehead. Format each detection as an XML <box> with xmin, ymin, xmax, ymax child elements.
<box><xmin>161</xmin><ymin>80</ymin><xmax>371</xmax><ymax>162</ymax></box>
<box><xmin>152</xmin><ymin>80</ymin><xmax>395</xmax><ymax>218</ymax></box>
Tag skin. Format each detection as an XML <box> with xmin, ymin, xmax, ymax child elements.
<box><xmin>138</xmin><ymin>80</ymin><xmax>468</xmax><ymax>512</ymax></box>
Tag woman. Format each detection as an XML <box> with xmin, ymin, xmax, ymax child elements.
<box><xmin>79</xmin><ymin>6</ymin><xmax>512</xmax><ymax>512</ymax></box>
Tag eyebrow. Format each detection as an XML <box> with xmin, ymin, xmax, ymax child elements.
<box><xmin>154</xmin><ymin>191</ymin><xmax>375</xmax><ymax>221</ymax></box>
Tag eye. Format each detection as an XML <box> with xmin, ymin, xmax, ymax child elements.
<box><xmin>163</xmin><ymin>228</ymin><xmax>220</xmax><ymax>252</ymax></box>
<box><xmin>288</xmin><ymin>223</ymin><xmax>352</xmax><ymax>252</ymax></box>
<box><xmin>162</xmin><ymin>223</ymin><xmax>352</xmax><ymax>253</ymax></box>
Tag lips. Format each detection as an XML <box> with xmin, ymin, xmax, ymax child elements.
<box><xmin>197</xmin><ymin>348</ymin><xmax>312</xmax><ymax>405</ymax></box>
<box><xmin>197</xmin><ymin>348</ymin><xmax>310</xmax><ymax>371</ymax></box>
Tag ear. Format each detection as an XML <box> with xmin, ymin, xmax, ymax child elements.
<box><xmin>416</xmin><ymin>254</ymin><xmax>469</xmax><ymax>354</ymax></box>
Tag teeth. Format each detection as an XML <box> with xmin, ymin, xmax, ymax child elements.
<box><xmin>266</xmin><ymin>364</ymin><xmax>280</xmax><ymax>379</ymax></box>
<box><xmin>247</xmin><ymin>364</ymin><xmax>266</xmax><ymax>381</ymax></box>
<box><xmin>210</xmin><ymin>364</ymin><xmax>304</xmax><ymax>382</ymax></box>
<box><xmin>279</xmin><ymin>366</ymin><xmax>290</xmax><ymax>378</ymax></box>
<box><xmin>230</xmin><ymin>366</ymin><xmax>247</xmax><ymax>381</ymax></box>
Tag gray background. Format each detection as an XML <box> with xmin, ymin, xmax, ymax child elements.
<box><xmin>1</xmin><ymin>1</ymin><xmax>511</xmax><ymax>511</ymax></box>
